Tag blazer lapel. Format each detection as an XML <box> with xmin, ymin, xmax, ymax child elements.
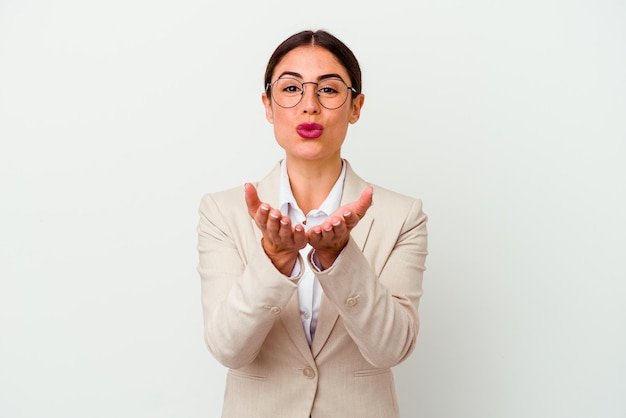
<box><xmin>311</xmin><ymin>213</ymin><xmax>373</xmax><ymax>358</ymax></box>
<box><xmin>340</xmin><ymin>160</ymin><xmax>374</xmax><ymax>254</ymax></box>
<box><xmin>312</xmin><ymin>161</ymin><xmax>374</xmax><ymax>358</ymax></box>
<box><xmin>255</xmin><ymin>161</ymin><xmax>281</xmax><ymax>208</ymax></box>
<box><xmin>281</xmin><ymin>292</ymin><xmax>316</xmax><ymax>362</ymax></box>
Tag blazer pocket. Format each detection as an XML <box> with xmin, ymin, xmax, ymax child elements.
<box><xmin>228</xmin><ymin>368</ymin><xmax>267</xmax><ymax>381</ymax></box>
<box><xmin>354</xmin><ymin>368</ymin><xmax>391</xmax><ymax>377</ymax></box>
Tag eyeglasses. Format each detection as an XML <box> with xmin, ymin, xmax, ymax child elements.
<box><xmin>267</xmin><ymin>77</ymin><xmax>357</xmax><ymax>110</ymax></box>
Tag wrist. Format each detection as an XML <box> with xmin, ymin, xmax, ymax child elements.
<box><xmin>272</xmin><ymin>254</ymin><xmax>298</xmax><ymax>276</ymax></box>
<box><xmin>315</xmin><ymin>250</ymin><xmax>340</xmax><ymax>270</ymax></box>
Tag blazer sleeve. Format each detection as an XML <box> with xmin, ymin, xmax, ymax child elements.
<box><xmin>197</xmin><ymin>192</ymin><xmax>302</xmax><ymax>369</ymax></box>
<box><xmin>312</xmin><ymin>197</ymin><xmax>428</xmax><ymax>369</ymax></box>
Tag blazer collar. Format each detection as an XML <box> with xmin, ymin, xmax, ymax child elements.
<box><xmin>255</xmin><ymin>159</ymin><xmax>369</xmax><ymax>208</ymax></box>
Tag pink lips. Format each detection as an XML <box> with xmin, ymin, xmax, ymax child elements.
<box><xmin>296</xmin><ymin>123</ymin><xmax>323</xmax><ymax>139</ymax></box>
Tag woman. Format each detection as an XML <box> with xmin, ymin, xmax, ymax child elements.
<box><xmin>197</xmin><ymin>30</ymin><xmax>428</xmax><ymax>418</ymax></box>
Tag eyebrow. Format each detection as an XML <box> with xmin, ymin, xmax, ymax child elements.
<box><xmin>276</xmin><ymin>71</ymin><xmax>346</xmax><ymax>82</ymax></box>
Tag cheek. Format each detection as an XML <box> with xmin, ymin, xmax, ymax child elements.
<box><xmin>333</xmin><ymin>112</ymin><xmax>353</xmax><ymax>132</ymax></box>
<box><xmin>271</xmin><ymin>112</ymin><xmax>294</xmax><ymax>140</ymax></box>
<box><xmin>271</xmin><ymin>109</ymin><xmax>289</xmax><ymax>129</ymax></box>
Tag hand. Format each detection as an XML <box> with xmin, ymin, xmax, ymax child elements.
<box><xmin>307</xmin><ymin>186</ymin><xmax>373</xmax><ymax>269</ymax></box>
<box><xmin>244</xmin><ymin>183</ymin><xmax>308</xmax><ymax>275</ymax></box>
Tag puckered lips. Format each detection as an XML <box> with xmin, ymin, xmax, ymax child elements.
<box><xmin>296</xmin><ymin>123</ymin><xmax>323</xmax><ymax>139</ymax></box>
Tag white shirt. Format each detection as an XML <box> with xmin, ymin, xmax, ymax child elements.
<box><xmin>278</xmin><ymin>159</ymin><xmax>347</xmax><ymax>346</ymax></box>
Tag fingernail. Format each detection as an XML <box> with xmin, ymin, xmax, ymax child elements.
<box><xmin>333</xmin><ymin>220</ymin><xmax>341</xmax><ymax>226</ymax></box>
<box><xmin>344</xmin><ymin>211</ymin><xmax>352</xmax><ymax>217</ymax></box>
<box><xmin>280</xmin><ymin>220</ymin><xmax>288</xmax><ymax>226</ymax></box>
<box><xmin>270</xmin><ymin>213</ymin><xmax>279</xmax><ymax>219</ymax></box>
<box><xmin>261</xmin><ymin>205</ymin><xmax>269</xmax><ymax>212</ymax></box>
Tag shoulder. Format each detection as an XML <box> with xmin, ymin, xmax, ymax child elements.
<box><xmin>343</xmin><ymin>163</ymin><xmax>427</xmax><ymax>243</ymax></box>
<box><xmin>200</xmin><ymin>185</ymin><xmax>245</xmax><ymax>210</ymax></box>
<box><xmin>197</xmin><ymin>187</ymin><xmax>249</xmax><ymax>240</ymax></box>
<box><xmin>198</xmin><ymin>161</ymin><xmax>281</xmax><ymax>217</ymax></box>
<box><xmin>368</xmin><ymin>183</ymin><xmax>427</xmax><ymax>232</ymax></box>
<box><xmin>370</xmin><ymin>183</ymin><xmax>422</xmax><ymax>211</ymax></box>
<box><xmin>345</xmin><ymin>160</ymin><xmax>425</xmax><ymax>218</ymax></box>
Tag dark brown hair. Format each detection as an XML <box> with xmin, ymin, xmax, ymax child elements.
<box><xmin>264</xmin><ymin>30</ymin><xmax>362</xmax><ymax>99</ymax></box>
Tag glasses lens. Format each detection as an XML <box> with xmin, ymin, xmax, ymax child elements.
<box><xmin>317</xmin><ymin>78</ymin><xmax>349</xmax><ymax>110</ymax></box>
<box><xmin>271</xmin><ymin>77</ymin><xmax>350</xmax><ymax>109</ymax></box>
<box><xmin>272</xmin><ymin>78</ymin><xmax>303</xmax><ymax>108</ymax></box>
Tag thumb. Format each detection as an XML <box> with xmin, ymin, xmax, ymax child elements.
<box><xmin>351</xmin><ymin>186</ymin><xmax>373</xmax><ymax>219</ymax></box>
<box><xmin>244</xmin><ymin>183</ymin><xmax>261</xmax><ymax>216</ymax></box>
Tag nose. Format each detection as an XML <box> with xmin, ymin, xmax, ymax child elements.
<box><xmin>300</xmin><ymin>82</ymin><xmax>320</xmax><ymax>114</ymax></box>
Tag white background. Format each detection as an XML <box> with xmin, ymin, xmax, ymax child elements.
<box><xmin>1</xmin><ymin>0</ymin><xmax>625</xmax><ymax>417</ymax></box>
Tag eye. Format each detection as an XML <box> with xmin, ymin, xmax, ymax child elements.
<box><xmin>319</xmin><ymin>86</ymin><xmax>338</xmax><ymax>94</ymax></box>
<box><xmin>317</xmin><ymin>79</ymin><xmax>344</xmax><ymax>96</ymax></box>
<box><xmin>284</xmin><ymin>84</ymin><xmax>301</xmax><ymax>93</ymax></box>
<box><xmin>275</xmin><ymin>78</ymin><xmax>303</xmax><ymax>96</ymax></box>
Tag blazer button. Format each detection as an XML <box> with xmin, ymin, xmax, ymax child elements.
<box><xmin>346</xmin><ymin>297</ymin><xmax>358</xmax><ymax>307</ymax></box>
<box><xmin>302</xmin><ymin>366</ymin><xmax>316</xmax><ymax>379</ymax></box>
<box><xmin>270</xmin><ymin>306</ymin><xmax>281</xmax><ymax>314</ymax></box>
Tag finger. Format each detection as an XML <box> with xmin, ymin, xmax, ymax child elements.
<box><xmin>256</xmin><ymin>203</ymin><xmax>270</xmax><ymax>229</ymax></box>
<box><xmin>294</xmin><ymin>224</ymin><xmax>308</xmax><ymax>249</ymax></box>
<box><xmin>278</xmin><ymin>216</ymin><xmax>294</xmax><ymax>241</ymax></box>
<box><xmin>342</xmin><ymin>210</ymin><xmax>357</xmax><ymax>229</ymax></box>
<box><xmin>244</xmin><ymin>183</ymin><xmax>262</xmax><ymax>217</ymax></box>
<box><xmin>316</xmin><ymin>219</ymin><xmax>343</xmax><ymax>244</ymax></box>
<box><xmin>319</xmin><ymin>227</ymin><xmax>336</xmax><ymax>243</ymax></box>
<box><xmin>328</xmin><ymin>216</ymin><xmax>348</xmax><ymax>238</ymax></box>
<box><xmin>307</xmin><ymin>226</ymin><xmax>323</xmax><ymax>246</ymax></box>
<box><xmin>320</xmin><ymin>219</ymin><xmax>343</xmax><ymax>241</ymax></box>
<box><xmin>320</xmin><ymin>216</ymin><xmax>342</xmax><ymax>234</ymax></box>
<box><xmin>265</xmin><ymin>209</ymin><xmax>282</xmax><ymax>236</ymax></box>
<box><xmin>322</xmin><ymin>220</ymin><xmax>335</xmax><ymax>233</ymax></box>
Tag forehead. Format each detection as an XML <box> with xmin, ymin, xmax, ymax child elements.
<box><xmin>272</xmin><ymin>45</ymin><xmax>349</xmax><ymax>81</ymax></box>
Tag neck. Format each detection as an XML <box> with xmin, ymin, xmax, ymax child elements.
<box><xmin>285</xmin><ymin>156</ymin><xmax>343</xmax><ymax>214</ymax></box>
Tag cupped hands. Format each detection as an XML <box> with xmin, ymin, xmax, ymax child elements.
<box><xmin>244</xmin><ymin>183</ymin><xmax>373</xmax><ymax>273</ymax></box>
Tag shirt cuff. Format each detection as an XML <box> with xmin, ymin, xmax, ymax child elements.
<box><xmin>289</xmin><ymin>258</ymin><xmax>302</xmax><ymax>280</ymax></box>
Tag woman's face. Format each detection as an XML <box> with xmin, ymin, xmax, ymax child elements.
<box><xmin>262</xmin><ymin>45</ymin><xmax>364</xmax><ymax>165</ymax></box>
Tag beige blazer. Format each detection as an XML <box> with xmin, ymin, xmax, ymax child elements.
<box><xmin>197</xmin><ymin>161</ymin><xmax>428</xmax><ymax>418</ymax></box>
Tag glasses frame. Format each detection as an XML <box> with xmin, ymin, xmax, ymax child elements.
<box><xmin>266</xmin><ymin>77</ymin><xmax>358</xmax><ymax>110</ymax></box>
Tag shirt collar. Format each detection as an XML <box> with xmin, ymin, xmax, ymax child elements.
<box><xmin>278</xmin><ymin>159</ymin><xmax>347</xmax><ymax>217</ymax></box>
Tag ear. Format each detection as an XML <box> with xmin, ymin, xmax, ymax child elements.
<box><xmin>348</xmin><ymin>94</ymin><xmax>365</xmax><ymax>124</ymax></box>
<box><xmin>262</xmin><ymin>92</ymin><xmax>274</xmax><ymax>123</ymax></box>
